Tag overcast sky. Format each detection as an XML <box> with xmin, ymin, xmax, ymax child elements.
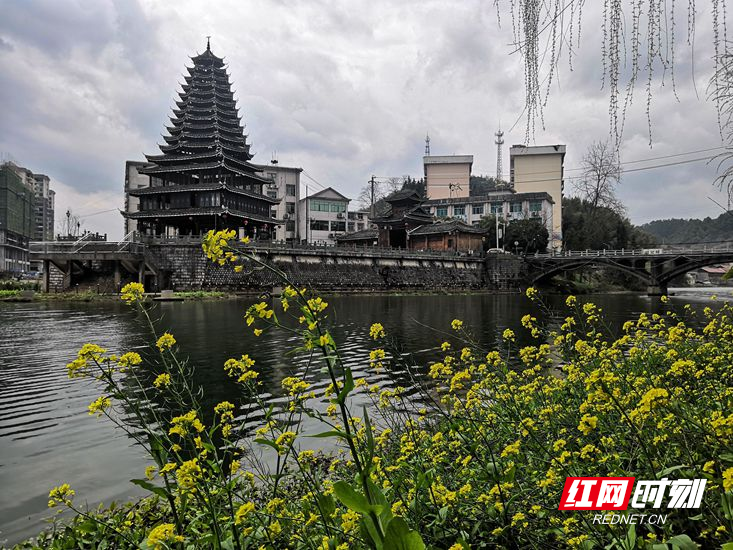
<box><xmin>0</xmin><ymin>0</ymin><xmax>730</xmax><ymax>239</ymax></box>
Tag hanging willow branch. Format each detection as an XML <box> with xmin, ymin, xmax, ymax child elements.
<box><xmin>502</xmin><ymin>0</ymin><xmax>730</xmax><ymax>149</ymax></box>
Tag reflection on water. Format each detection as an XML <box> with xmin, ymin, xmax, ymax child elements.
<box><xmin>0</xmin><ymin>290</ymin><xmax>728</xmax><ymax>544</ymax></box>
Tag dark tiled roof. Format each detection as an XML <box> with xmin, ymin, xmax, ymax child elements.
<box><xmin>335</xmin><ymin>229</ymin><xmax>378</xmax><ymax>241</ymax></box>
<box><xmin>128</xmin><ymin>182</ymin><xmax>279</xmax><ymax>203</ymax></box>
<box><xmin>409</xmin><ymin>220</ymin><xmax>487</xmax><ymax>236</ymax></box>
<box><xmin>123</xmin><ymin>207</ymin><xmax>279</xmax><ymax>225</ymax></box>
<box><xmin>385</xmin><ymin>189</ymin><xmax>422</xmax><ymax>203</ymax></box>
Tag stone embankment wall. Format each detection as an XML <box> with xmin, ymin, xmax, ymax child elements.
<box><xmin>41</xmin><ymin>244</ymin><xmax>524</xmax><ymax>293</ymax></box>
<box><xmin>147</xmin><ymin>244</ymin><xmax>523</xmax><ymax>292</ymax></box>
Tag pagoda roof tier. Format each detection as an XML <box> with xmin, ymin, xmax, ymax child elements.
<box><xmin>162</xmin><ymin>133</ymin><xmax>247</xmax><ymax>146</ymax></box>
<box><xmin>145</xmin><ymin>149</ymin><xmax>251</xmax><ymax>164</ymax></box>
<box><xmin>179</xmin><ymin>90</ymin><xmax>234</xmax><ymax>102</ymax></box>
<box><xmin>172</xmin><ymin>106</ymin><xmax>239</xmax><ymax>117</ymax></box>
<box><xmin>170</xmin><ymin>115</ymin><xmax>242</xmax><ymax>127</ymax></box>
<box><xmin>124</xmin><ymin>207</ymin><xmax>280</xmax><ymax>226</ymax></box>
<box><xmin>139</xmin><ymin>158</ymin><xmax>267</xmax><ymax>182</ymax></box>
<box><xmin>128</xmin><ymin>182</ymin><xmax>279</xmax><ymax>203</ymax></box>
<box><xmin>166</xmin><ymin>123</ymin><xmax>244</xmax><ymax>135</ymax></box>
<box><xmin>159</xmin><ymin>142</ymin><xmax>251</xmax><ymax>155</ymax></box>
<box><xmin>143</xmin><ymin>151</ymin><xmax>255</xmax><ymax>170</ymax></box>
<box><xmin>190</xmin><ymin>47</ymin><xmax>225</xmax><ymax>65</ymax></box>
<box><xmin>175</xmin><ymin>97</ymin><xmax>237</xmax><ymax>109</ymax></box>
<box><xmin>184</xmin><ymin>72</ymin><xmax>230</xmax><ymax>85</ymax></box>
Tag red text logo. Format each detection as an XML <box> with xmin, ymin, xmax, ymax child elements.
<box><xmin>559</xmin><ymin>477</ymin><xmax>635</xmax><ymax>510</ymax></box>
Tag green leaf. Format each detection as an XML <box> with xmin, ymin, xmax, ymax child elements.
<box><xmin>721</xmin><ymin>543</ymin><xmax>733</xmax><ymax>550</ymax></box>
<box><xmin>336</xmin><ymin>366</ymin><xmax>355</xmax><ymax>405</ymax></box>
<box><xmin>666</xmin><ymin>534</ymin><xmax>698</xmax><ymax>550</ymax></box>
<box><xmin>316</xmin><ymin>493</ymin><xmax>336</xmax><ymax>518</ymax></box>
<box><xmin>622</xmin><ymin>524</ymin><xmax>636</xmax><ymax>550</ymax></box>
<box><xmin>306</xmin><ymin>430</ymin><xmax>352</xmax><ymax>440</ymax></box>
<box><xmin>75</xmin><ymin>519</ymin><xmax>98</xmax><ymax>534</ymax></box>
<box><xmin>383</xmin><ymin>517</ymin><xmax>426</xmax><ymax>550</ymax></box>
<box><xmin>130</xmin><ymin>478</ymin><xmax>171</xmax><ymax>500</ymax></box>
<box><xmin>332</xmin><ymin>481</ymin><xmax>375</xmax><ymax>515</ymax></box>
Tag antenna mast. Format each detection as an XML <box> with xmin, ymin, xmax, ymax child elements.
<box><xmin>494</xmin><ymin>128</ymin><xmax>504</xmax><ymax>182</ymax></box>
<box><xmin>425</xmin><ymin>133</ymin><xmax>431</xmax><ymax>156</ymax></box>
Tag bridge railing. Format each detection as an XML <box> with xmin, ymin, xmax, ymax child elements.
<box><xmin>30</xmin><ymin>241</ymin><xmax>147</xmax><ymax>256</ymax></box>
<box><xmin>532</xmin><ymin>242</ymin><xmax>733</xmax><ymax>259</ymax></box>
<box><xmin>138</xmin><ymin>234</ymin><xmax>486</xmax><ymax>259</ymax></box>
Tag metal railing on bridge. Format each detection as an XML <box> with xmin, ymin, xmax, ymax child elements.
<box><xmin>138</xmin><ymin>234</ymin><xmax>486</xmax><ymax>259</ymax></box>
<box><xmin>30</xmin><ymin>240</ymin><xmax>147</xmax><ymax>256</ymax></box>
<box><xmin>532</xmin><ymin>242</ymin><xmax>733</xmax><ymax>259</ymax></box>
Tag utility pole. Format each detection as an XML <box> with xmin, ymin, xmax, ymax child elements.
<box><xmin>305</xmin><ymin>183</ymin><xmax>309</xmax><ymax>244</ymax></box>
<box><xmin>370</xmin><ymin>175</ymin><xmax>376</xmax><ymax>219</ymax></box>
<box><xmin>495</xmin><ymin>215</ymin><xmax>500</xmax><ymax>249</ymax></box>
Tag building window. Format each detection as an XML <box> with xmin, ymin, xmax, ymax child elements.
<box><xmin>311</xmin><ymin>220</ymin><xmax>329</xmax><ymax>231</ymax></box>
<box><xmin>286</xmin><ymin>202</ymin><xmax>295</xmax><ymax>214</ymax></box>
<box><xmin>453</xmin><ymin>205</ymin><xmax>465</xmax><ymax>216</ymax></box>
<box><xmin>330</xmin><ymin>221</ymin><xmax>346</xmax><ymax>232</ymax></box>
<box><xmin>529</xmin><ymin>200</ymin><xmax>542</xmax><ymax>212</ymax></box>
<box><xmin>510</xmin><ymin>202</ymin><xmax>522</xmax><ymax>213</ymax></box>
<box><xmin>267</xmin><ymin>189</ymin><xmax>278</xmax><ymax>199</ymax></box>
<box><xmin>348</xmin><ymin>222</ymin><xmax>355</xmax><ymax>231</ymax></box>
<box><xmin>491</xmin><ymin>203</ymin><xmax>503</xmax><ymax>214</ymax></box>
<box><xmin>286</xmin><ymin>220</ymin><xmax>295</xmax><ymax>232</ymax></box>
<box><xmin>472</xmin><ymin>204</ymin><xmax>484</xmax><ymax>215</ymax></box>
<box><xmin>436</xmin><ymin>206</ymin><xmax>448</xmax><ymax>217</ymax></box>
<box><xmin>357</xmin><ymin>223</ymin><xmax>364</xmax><ymax>230</ymax></box>
<box><xmin>286</xmin><ymin>184</ymin><xmax>296</xmax><ymax>196</ymax></box>
<box><xmin>311</xmin><ymin>200</ymin><xmax>345</xmax><ymax>213</ymax></box>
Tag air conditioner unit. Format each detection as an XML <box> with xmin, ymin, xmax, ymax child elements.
<box><xmin>328</xmin><ymin>233</ymin><xmax>335</xmax><ymax>238</ymax></box>
<box><xmin>336</xmin><ymin>213</ymin><xmax>345</xmax><ymax>219</ymax></box>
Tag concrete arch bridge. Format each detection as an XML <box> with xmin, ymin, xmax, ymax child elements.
<box><xmin>524</xmin><ymin>244</ymin><xmax>733</xmax><ymax>295</ymax></box>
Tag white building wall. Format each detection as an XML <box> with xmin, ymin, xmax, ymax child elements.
<box><xmin>257</xmin><ymin>164</ymin><xmax>301</xmax><ymax>242</ymax></box>
<box><xmin>297</xmin><ymin>188</ymin><xmax>350</xmax><ymax>245</ymax></box>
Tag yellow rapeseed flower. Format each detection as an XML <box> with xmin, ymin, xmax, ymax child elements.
<box><xmin>451</xmin><ymin>319</ymin><xmax>464</xmax><ymax>330</ymax></box>
<box><xmin>369</xmin><ymin>323</ymin><xmax>386</xmax><ymax>339</ymax></box>
<box><xmin>147</xmin><ymin>523</ymin><xmax>183</xmax><ymax>550</ymax></box>
<box><xmin>120</xmin><ymin>282</ymin><xmax>145</xmax><ymax>304</ymax></box>
<box><xmin>153</xmin><ymin>373</ymin><xmax>171</xmax><ymax>388</ymax></box>
<box><xmin>88</xmin><ymin>396</ymin><xmax>111</xmax><ymax>417</ymax></box>
<box><xmin>48</xmin><ymin>483</ymin><xmax>75</xmax><ymax>508</ymax></box>
<box><xmin>156</xmin><ymin>332</ymin><xmax>176</xmax><ymax>351</ymax></box>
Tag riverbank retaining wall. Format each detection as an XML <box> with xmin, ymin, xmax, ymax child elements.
<box><xmin>43</xmin><ymin>244</ymin><xmax>525</xmax><ymax>293</ymax></box>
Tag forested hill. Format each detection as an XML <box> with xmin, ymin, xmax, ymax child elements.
<box><xmin>640</xmin><ymin>212</ymin><xmax>733</xmax><ymax>244</ymax></box>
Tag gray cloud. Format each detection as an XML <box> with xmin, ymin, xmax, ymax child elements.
<box><xmin>0</xmin><ymin>0</ymin><xmax>728</xmax><ymax>238</ymax></box>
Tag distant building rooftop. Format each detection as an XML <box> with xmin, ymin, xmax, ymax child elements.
<box><xmin>423</xmin><ymin>155</ymin><xmax>474</xmax><ymax>165</ymax></box>
<box><xmin>510</xmin><ymin>145</ymin><xmax>566</xmax><ymax>156</ymax></box>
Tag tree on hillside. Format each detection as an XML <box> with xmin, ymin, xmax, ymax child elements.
<box><xmin>562</xmin><ymin>197</ymin><xmax>656</xmax><ymax>250</ymax></box>
<box><xmin>575</xmin><ymin>141</ymin><xmax>623</xmax><ymax>214</ymax></box>
<box><xmin>504</xmin><ymin>218</ymin><xmax>549</xmax><ymax>255</ymax></box>
<box><xmin>470</xmin><ymin>175</ymin><xmax>506</xmax><ymax>196</ymax></box>
<box><xmin>401</xmin><ymin>176</ymin><xmax>426</xmax><ymax>197</ymax></box>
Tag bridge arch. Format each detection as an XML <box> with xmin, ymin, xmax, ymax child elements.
<box><xmin>526</xmin><ymin>258</ymin><xmax>653</xmax><ymax>286</ymax></box>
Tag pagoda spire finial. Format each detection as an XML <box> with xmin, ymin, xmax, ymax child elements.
<box><xmin>206</xmin><ymin>36</ymin><xmax>211</xmax><ymax>51</ymax></box>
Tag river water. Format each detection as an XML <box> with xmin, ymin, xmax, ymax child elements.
<box><xmin>0</xmin><ymin>288</ymin><xmax>729</xmax><ymax>545</ymax></box>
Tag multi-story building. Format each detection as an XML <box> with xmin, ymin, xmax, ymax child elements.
<box><xmin>424</xmin><ymin>190</ymin><xmax>555</xmax><ymax>248</ymax></box>
<box><xmin>0</xmin><ymin>163</ymin><xmax>34</xmax><ymax>273</ymax></box>
<box><xmin>424</xmin><ymin>155</ymin><xmax>473</xmax><ymax>200</ymax></box>
<box><xmin>31</xmin><ymin>173</ymin><xmax>55</xmax><ymax>241</ymax></box>
<box><xmin>124</xmin><ymin>161</ymin><xmax>153</xmax><ymax>236</ymax></box>
<box><xmin>254</xmin><ymin>162</ymin><xmax>302</xmax><ymax>242</ymax></box>
<box><xmin>510</xmin><ymin>144</ymin><xmax>565</xmax><ymax>251</ymax></box>
<box><xmin>347</xmin><ymin>210</ymin><xmax>369</xmax><ymax>233</ymax></box>
<box><xmin>298</xmin><ymin>187</ymin><xmax>350</xmax><ymax>245</ymax></box>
